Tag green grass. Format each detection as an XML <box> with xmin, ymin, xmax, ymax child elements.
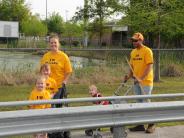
<box><xmin>0</xmin><ymin>85</ymin><xmax>33</xmax><ymax>111</ymax></box>
<box><xmin>0</xmin><ymin>85</ymin><xmax>32</xmax><ymax>102</ymax></box>
<box><xmin>1</xmin><ymin>77</ymin><xmax>184</xmax><ymax>106</ymax></box>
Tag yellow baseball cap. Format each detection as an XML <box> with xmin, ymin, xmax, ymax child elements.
<box><xmin>131</xmin><ymin>32</ymin><xmax>144</xmax><ymax>41</ymax></box>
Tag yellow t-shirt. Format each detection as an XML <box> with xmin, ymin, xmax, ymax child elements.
<box><xmin>130</xmin><ymin>45</ymin><xmax>154</xmax><ymax>86</ymax></box>
<box><xmin>40</xmin><ymin>51</ymin><xmax>73</xmax><ymax>88</ymax></box>
<box><xmin>46</xmin><ymin>77</ymin><xmax>58</xmax><ymax>95</ymax></box>
<box><xmin>29</xmin><ymin>88</ymin><xmax>51</xmax><ymax>109</ymax></box>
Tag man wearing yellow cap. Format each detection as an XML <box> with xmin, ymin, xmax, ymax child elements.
<box><xmin>124</xmin><ymin>32</ymin><xmax>155</xmax><ymax>133</ymax></box>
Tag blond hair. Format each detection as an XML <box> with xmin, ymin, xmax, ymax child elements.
<box><xmin>89</xmin><ymin>84</ymin><xmax>98</xmax><ymax>91</ymax></box>
<box><xmin>36</xmin><ymin>75</ymin><xmax>46</xmax><ymax>84</ymax></box>
<box><xmin>49</xmin><ymin>33</ymin><xmax>60</xmax><ymax>42</ymax></box>
<box><xmin>40</xmin><ymin>63</ymin><xmax>50</xmax><ymax>73</ymax></box>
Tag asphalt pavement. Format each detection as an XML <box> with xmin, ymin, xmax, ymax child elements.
<box><xmin>71</xmin><ymin>125</ymin><xmax>184</xmax><ymax>138</ymax></box>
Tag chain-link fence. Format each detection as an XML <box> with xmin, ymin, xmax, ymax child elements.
<box><xmin>65</xmin><ymin>49</ymin><xmax>184</xmax><ymax>84</ymax></box>
<box><xmin>0</xmin><ymin>48</ymin><xmax>183</xmax><ymax>85</ymax></box>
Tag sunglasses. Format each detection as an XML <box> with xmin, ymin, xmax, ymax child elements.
<box><xmin>132</xmin><ymin>39</ymin><xmax>138</xmax><ymax>42</ymax></box>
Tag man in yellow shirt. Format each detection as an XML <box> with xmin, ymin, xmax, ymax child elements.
<box><xmin>124</xmin><ymin>32</ymin><xmax>155</xmax><ymax>133</ymax></box>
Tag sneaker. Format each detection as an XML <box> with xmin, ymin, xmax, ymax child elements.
<box><xmin>110</xmin><ymin>127</ymin><xmax>113</xmax><ymax>133</ymax></box>
<box><xmin>48</xmin><ymin>132</ymin><xmax>64</xmax><ymax>138</ymax></box>
<box><xmin>85</xmin><ymin>129</ymin><xmax>93</xmax><ymax>136</ymax></box>
<box><xmin>129</xmin><ymin>125</ymin><xmax>145</xmax><ymax>131</ymax></box>
<box><xmin>145</xmin><ymin>124</ymin><xmax>156</xmax><ymax>133</ymax></box>
<box><xmin>64</xmin><ymin>131</ymin><xmax>71</xmax><ymax>138</ymax></box>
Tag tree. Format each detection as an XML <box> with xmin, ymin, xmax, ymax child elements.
<box><xmin>22</xmin><ymin>15</ymin><xmax>47</xmax><ymax>36</ymax></box>
<box><xmin>63</xmin><ymin>22</ymin><xmax>83</xmax><ymax>47</ymax></box>
<box><xmin>21</xmin><ymin>15</ymin><xmax>47</xmax><ymax>47</ymax></box>
<box><xmin>74</xmin><ymin>0</ymin><xmax>121</xmax><ymax>46</ymax></box>
<box><xmin>63</xmin><ymin>22</ymin><xmax>83</xmax><ymax>37</ymax></box>
<box><xmin>0</xmin><ymin>0</ymin><xmax>30</xmax><ymax>31</ymax></box>
<box><xmin>119</xmin><ymin>0</ymin><xmax>184</xmax><ymax>81</ymax></box>
<box><xmin>119</xmin><ymin>0</ymin><xmax>184</xmax><ymax>46</ymax></box>
<box><xmin>47</xmin><ymin>12</ymin><xmax>65</xmax><ymax>35</ymax></box>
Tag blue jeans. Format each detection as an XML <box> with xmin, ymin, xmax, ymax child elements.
<box><xmin>133</xmin><ymin>83</ymin><xmax>153</xmax><ymax>103</ymax></box>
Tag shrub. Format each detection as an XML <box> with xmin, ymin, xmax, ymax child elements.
<box><xmin>72</xmin><ymin>41</ymin><xmax>80</xmax><ymax>46</ymax></box>
<box><xmin>161</xmin><ymin>64</ymin><xmax>184</xmax><ymax>77</ymax></box>
<box><xmin>60</xmin><ymin>41</ymin><xmax>66</xmax><ymax>46</ymax></box>
<box><xmin>101</xmin><ymin>42</ymin><xmax>107</xmax><ymax>47</ymax></box>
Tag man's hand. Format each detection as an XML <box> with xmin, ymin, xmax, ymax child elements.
<box><xmin>134</xmin><ymin>77</ymin><xmax>143</xmax><ymax>83</ymax></box>
<box><xmin>62</xmin><ymin>80</ymin><xmax>67</xmax><ymax>85</ymax></box>
<box><xmin>134</xmin><ymin>75</ymin><xmax>146</xmax><ymax>84</ymax></box>
<box><xmin>123</xmin><ymin>75</ymin><xmax>129</xmax><ymax>83</ymax></box>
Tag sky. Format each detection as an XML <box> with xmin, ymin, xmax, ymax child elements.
<box><xmin>25</xmin><ymin>0</ymin><xmax>84</xmax><ymax>21</ymax></box>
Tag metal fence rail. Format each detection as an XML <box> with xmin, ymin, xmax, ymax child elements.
<box><xmin>0</xmin><ymin>93</ymin><xmax>184</xmax><ymax>107</ymax></box>
<box><xmin>0</xmin><ymin>101</ymin><xmax>184</xmax><ymax>137</ymax></box>
<box><xmin>0</xmin><ymin>48</ymin><xmax>184</xmax><ymax>51</ymax></box>
<box><xmin>0</xmin><ymin>94</ymin><xmax>184</xmax><ymax>137</ymax></box>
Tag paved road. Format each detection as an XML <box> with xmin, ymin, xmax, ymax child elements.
<box><xmin>71</xmin><ymin>125</ymin><xmax>184</xmax><ymax>138</ymax></box>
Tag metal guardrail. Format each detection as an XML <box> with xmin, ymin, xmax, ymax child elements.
<box><xmin>0</xmin><ymin>101</ymin><xmax>184</xmax><ymax>137</ymax></box>
<box><xmin>0</xmin><ymin>93</ymin><xmax>184</xmax><ymax>107</ymax></box>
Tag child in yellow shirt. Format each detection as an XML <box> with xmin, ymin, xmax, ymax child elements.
<box><xmin>40</xmin><ymin>63</ymin><xmax>58</xmax><ymax>98</ymax></box>
<box><xmin>29</xmin><ymin>76</ymin><xmax>51</xmax><ymax>138</ymax></box>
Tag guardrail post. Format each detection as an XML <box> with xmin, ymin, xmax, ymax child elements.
<box><xmin>113</xmin><ymin>126</ymin><xmax>127</xmax><ymax>138</ymax></box>
<box><xmin>112</xmin><ymin>99</ymin><xmax>127</xmax><ymax>138</ymax></box>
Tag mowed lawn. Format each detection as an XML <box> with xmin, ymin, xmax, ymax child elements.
<box><xmin>0</xmin><ymin>77</ymin><xmax>184</xmax><ymax>102</ymax></box>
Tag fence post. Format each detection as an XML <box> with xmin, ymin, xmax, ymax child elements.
<box><xmin>112</xmin><ymin>99</ymin><xmax>128</xmax><ymax>138</ymax></box>
<box><xmin>113</xmin><ymin>126</ymin><xmax>127</xmax><ymax>138</ymax></box>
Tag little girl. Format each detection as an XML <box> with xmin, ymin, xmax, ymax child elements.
<box><xmin>89</xmin><ymin>84</ymin><xmax>109</xmax><ymax>105</ymax></box>
<box><xmin>40</xmin><ymin>63</ymin><xmax>57</xmax><ymax>98</ymax></box>
<box><xmin>29</xmin><ymin>76</ymin><xmax>51</xmax><ymax>138</ymax></box>
<box><xmin>85</xmin><ymin>85</ymin><xmax>112</xmax><ymax>136</ymax></box>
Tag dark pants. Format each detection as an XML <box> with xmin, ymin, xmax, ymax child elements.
<box><xmin>48</xmin><ymin>84</ymin><xmax>71</xmax><ymax>138</ymax></box>
<box><xmin>52</xmin><ymin>84</ymin><xmax>68</xmax><ymax>108</ymax></box>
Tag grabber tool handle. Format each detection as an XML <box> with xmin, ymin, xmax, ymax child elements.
<box><xmin>123</xmin><ymin>75</ymin><xmax>129</xmax><ymax>83</ymax></box>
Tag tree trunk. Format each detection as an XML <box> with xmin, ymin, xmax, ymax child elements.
<box><xmin>154</xmin><ymin>33</ymin><xmax>160</xmax><ymax>82</ymax></box>
<box><xmin>154</xmin><ymin>0</ymin><xmax>161</xmax><ymax>82</ymax></box>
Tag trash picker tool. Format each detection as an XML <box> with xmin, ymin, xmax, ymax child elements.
<box><xmin>125</xmin><ymin>57</ymin><xmax>145</xmax><ymax>95</ymax></box>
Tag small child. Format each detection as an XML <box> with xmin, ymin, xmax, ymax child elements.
<box><xmin>89</xmin><ymin>84</ymin><xmax>109</xmax><ymax>105</ymax></box>
<box><xmin>29</xmin><ymin>76</ymin><xmax>51</xmax><ymax>138</ymax></box>
<box><xmin>85</xmin><ymin>85</ymin><xmax>111</xmax><ymax>136</ymax></box>
<box><xmin>40</xmin><ymin>63</ymin><xmax>58</xmax><ymax>98</ymax></box>
<box><xmin>40</xmin><ymin>64</ymin><xmax>69</xmax><ymax>137</ymax></box>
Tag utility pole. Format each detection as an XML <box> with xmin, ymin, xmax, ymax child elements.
<box><xmin>65</xmin><ymin>10</ymin><xmax>68</xmax><ymax>22</ymax></box>
<box><xmin>46</xmin><ymin>0</ymin><xmax>48</xmax><ymax>21</ymax></box>
<box><xmin>45</xmin><ymin>0</ymin><xmax>48</xmax><ymax>41</ymax></box>
<box><xmin>65</xmin><ymin>10</ymin><xmax>70</xmax><ymax>46</ymax></box>
<box><xmin>83</xmin><ymin>0</ymin><xmax>89</xmax><ymax>47</ymax></box>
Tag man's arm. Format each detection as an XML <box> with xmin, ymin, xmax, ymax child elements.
<box><xmin>124</xmin><ymin>68</ymin><xmax>133</xmax><ymax>82</ymax></box>
<box><xmin>137</xmin><ymin>63</ymin><xmax>153</xmax><ymax>82</ymax></box>
<box><xmin>62</xmin><ymin>72</ymin><xmax>72</xmax><ymax>85</ymax></box>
